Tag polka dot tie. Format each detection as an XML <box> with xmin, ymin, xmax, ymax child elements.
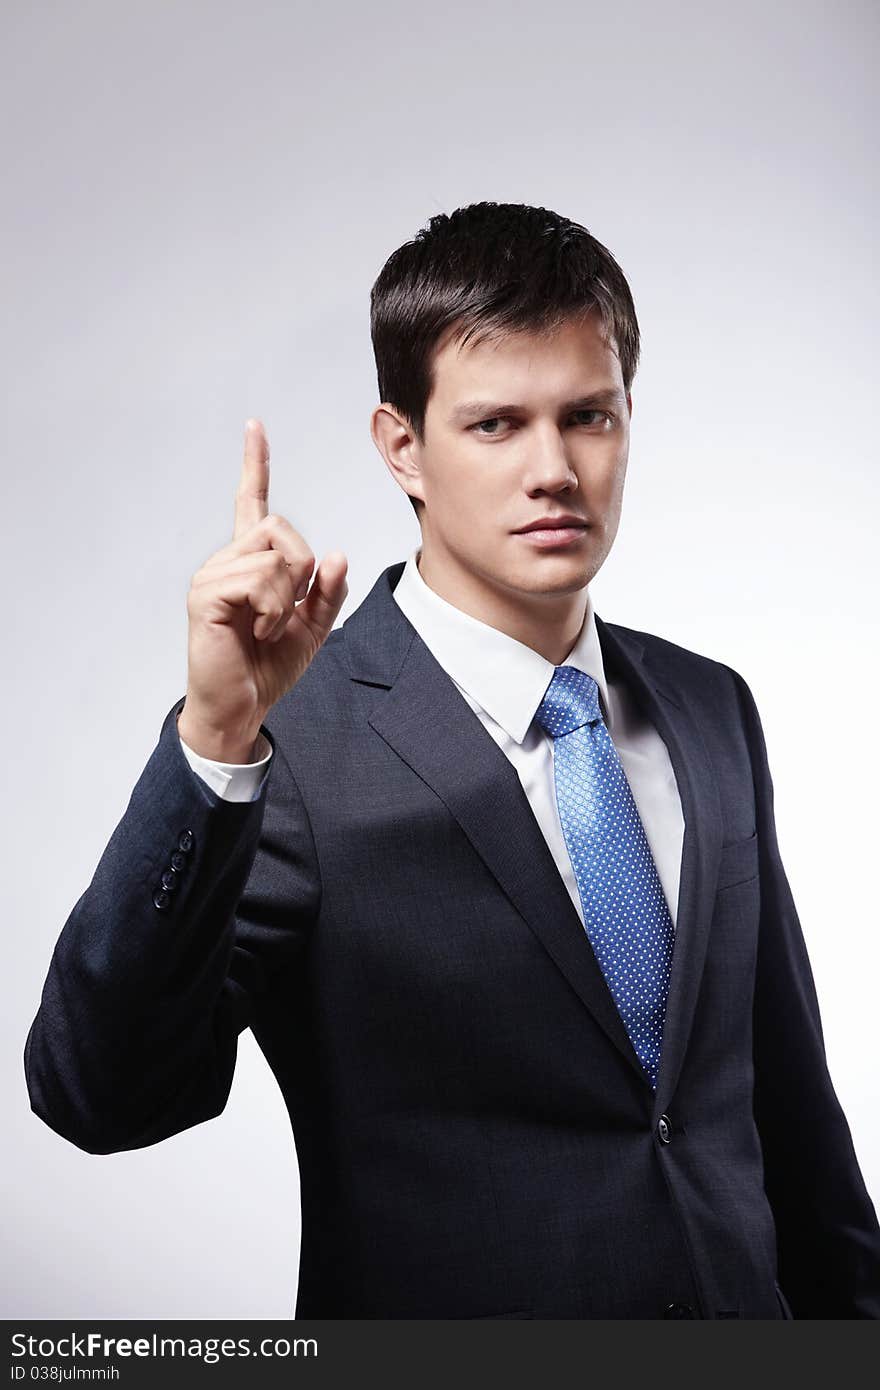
<box><xmin>534</xmin><ymin>665</ymin><xmax>674</xmax><ymax>1090</ymax></box>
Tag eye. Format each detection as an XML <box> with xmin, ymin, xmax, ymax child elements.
<box><xmin>572</xmin><ymin>410</ymin><xmax>612</xmax><ymax>427</ymax></box>
<box><xmin>471</xmin><ymin>410</ymin><xmax>612</xmax><ymax>436</ymax></box>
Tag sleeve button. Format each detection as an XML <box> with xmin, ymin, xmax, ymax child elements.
<box><xmin>178</xmin><ymin>829</ymin><xmax>195</xmax><ymax>853</ymax></box>
<box><xmin>663</xmin><ymin>1302</ymin><xmax>694</xmax><ymax>1318</ymax></box>
<box><xmin>153</xmin><ymin>888</ymin><xmax>172</xmax><ymax>911</ymax></box>
<box><xmin>170</xmin><ymin>851</ymin><xmax>187</xmax><ymax>872</ymax></box>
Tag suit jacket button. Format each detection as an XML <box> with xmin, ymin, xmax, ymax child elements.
<box><xmin>664</xmin><ymin>1302</ymin><xmax>694</xmax><ymax>1318</ymax></box>
<box><xmin>178</xmin><ymin>829</ymin><xmax>195</xmax><ymax>853</ymax></box>
<box><xmin>657</xmin><ymin>1114</ymin><xmax>672</xmax><ymax>1144</ymax></box>
<box><xmin>153</xmin><ymin>887</ymin><xmax>172</xmax><ymax>911</ymax></box>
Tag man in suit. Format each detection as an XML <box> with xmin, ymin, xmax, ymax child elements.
<box><xmin>25</xmin><ymin>202</ymin><xmax>880</xmax><ymax>1318</ymax></box>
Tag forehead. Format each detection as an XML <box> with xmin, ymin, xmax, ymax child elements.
<box><xmin>428</xmin><ymin>313</ymin><xmax>623</xmax><ymax>404</ymax></box>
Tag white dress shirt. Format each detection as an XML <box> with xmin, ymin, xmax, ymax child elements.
<box><xmin>179</xmin><ymin>548</ymin><xmax>685</xmax><ymax>927</ymax></box>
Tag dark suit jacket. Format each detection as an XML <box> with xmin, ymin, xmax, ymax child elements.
<box><xmin>25</xmin><ymin>561</ymin><xmax>880</xmax><ymax>1318</ymax></box>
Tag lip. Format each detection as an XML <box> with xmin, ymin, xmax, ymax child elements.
<box><xmin>515</xmin><ymin>526</ymin><xmax>587</xmax><ymax>548</ymax></box>
<box><xmin>513</xmin><ymin>516</ymin><xmax>589</xmax><ymax>548</ymax></box>
<box><xmin>513</xmin><ymin>515</ymin><xmax>588</xmax><ymax>533</ymax></box>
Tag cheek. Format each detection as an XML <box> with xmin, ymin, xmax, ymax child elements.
<box><xmin>592</xmin><ymin>452</ymin><xmax>627</xmax><ymax>505</ymax></box>
<box><xmin>439</xmin><ymin>454</ymin><xmax>504</xmax><ymax>514</ymax></box>
<box><xmin>428</xmin><ymin>446</ymin><xmax>480</xmax><ymax>503</ymax></box>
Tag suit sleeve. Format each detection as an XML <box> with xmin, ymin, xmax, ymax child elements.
<box><xmin>728</xmin><ymin>665</ymin><xmax>880</xmax><ymax>1318</ymax></box>
<box><xmin>23</xmin><ymin>696</ymin><xmax>321</xmax><ymax>1155</ymax></box>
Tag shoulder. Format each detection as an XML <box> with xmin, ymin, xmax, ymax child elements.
<box><xmin>604</xmin><ymin>617</ymin><xmax>743</xmax><ymax>683</ymax></box>
<box><xmin>600</xmin><ymin>617</ymin><xmax>763</xmax><ymax>726</ymax></box>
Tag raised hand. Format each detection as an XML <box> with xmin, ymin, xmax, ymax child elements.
<box><xmin>176</xmin><ymin>420</ymin><xmax>349</xmax><ymax>762</ymax></box>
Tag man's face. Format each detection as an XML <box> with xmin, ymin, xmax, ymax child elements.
<box><xmin>410</xmin><ymin>310</ymin><xmax>632</xmax><ymax>610</ymax></box>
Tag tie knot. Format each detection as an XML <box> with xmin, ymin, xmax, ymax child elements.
<box><xmin>534</xmin><ymin>665</ymin><xmax>602</xmax><ymax>738</ymax></box>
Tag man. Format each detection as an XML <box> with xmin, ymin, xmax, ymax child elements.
<box><xmin>25</xmin><ymin>202</ymin><xmax>880</xmax><ymax>1319</ymax></box>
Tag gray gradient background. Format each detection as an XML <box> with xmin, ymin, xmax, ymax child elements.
<box><xmin>4</xmin><ymin>0</ymin><xmax>877</xmax><ymax>1318</ymax></box>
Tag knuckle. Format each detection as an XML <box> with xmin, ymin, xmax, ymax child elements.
<box><xmin>272</xmin><ymin>513</ymin><xmax>307</xmax><ymax>549</ymax></box>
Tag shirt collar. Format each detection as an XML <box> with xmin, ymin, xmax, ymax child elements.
<box><xmin>391</xmin><ymin>546</ymin><xmax>611</xmax><ymax>744</ymax></box>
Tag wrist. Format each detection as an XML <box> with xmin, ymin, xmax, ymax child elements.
<box><xmin>177</xmin><ymin>706</ymin><xmax>264</xmax><ymax>764</ymax></box>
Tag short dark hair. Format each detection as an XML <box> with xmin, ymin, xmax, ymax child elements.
<box><xmin>369</xmin><ymin>201</ymin><xmax>640</xmax><ymax>519</ymax></box>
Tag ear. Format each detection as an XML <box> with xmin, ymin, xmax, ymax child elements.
<box><xmin>626</xmin><ymin>390</ymin><xmax>633</xmax><ymax>419</ymax></box>
<box><xmin>370</xmin><ymin>404</ymin><xmax>426</xmax><ymax>510</ymax></box>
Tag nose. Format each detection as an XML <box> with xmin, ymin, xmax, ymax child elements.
<box><xmin>521</xmin><ymin>424</ymin><xmax>579</xmax><ymax>495</ymax></box>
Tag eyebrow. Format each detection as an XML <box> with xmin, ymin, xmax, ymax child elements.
<box><xmin>449</xmin><ymin>388</ymin><xmax>627</xmax><ymax>425</ymax></box>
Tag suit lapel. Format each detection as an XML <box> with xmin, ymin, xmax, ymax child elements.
<box><xmin>595</xmin><ymin>617</ymin><xmax>724</xmax><ymax>1109</ymax></box>
<box><xmin>342</xmin><ymin>564</ymin><xmax>723</xmax><ymax>1105</ymax></box>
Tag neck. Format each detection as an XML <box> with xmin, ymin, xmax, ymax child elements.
<box><xmin>415</xmin><ymin>545</ymin><xmax>589</xmax><ymax>666</ymax></box>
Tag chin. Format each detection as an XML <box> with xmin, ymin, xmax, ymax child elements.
<box><xmin>512</xmin><ymin>567</ymin><xmax>589</xmax><ymax>596</ymax></box>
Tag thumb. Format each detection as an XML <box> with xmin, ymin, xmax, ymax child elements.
<box><xmin>298</xmin><ymin>551</ymin><xmax>349</xmax><ymax>639</ymax></box>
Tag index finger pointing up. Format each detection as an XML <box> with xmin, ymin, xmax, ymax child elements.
<box><xmin>233</xmin><ymin>418</ymin><xmax>270</xmax><ymax>540</ymax></box>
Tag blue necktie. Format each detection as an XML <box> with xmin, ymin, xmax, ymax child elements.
<box><xmin>534</xmin><ymin>665</ymin><xmax>674</xmax><ymax>1090</ymax></box>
